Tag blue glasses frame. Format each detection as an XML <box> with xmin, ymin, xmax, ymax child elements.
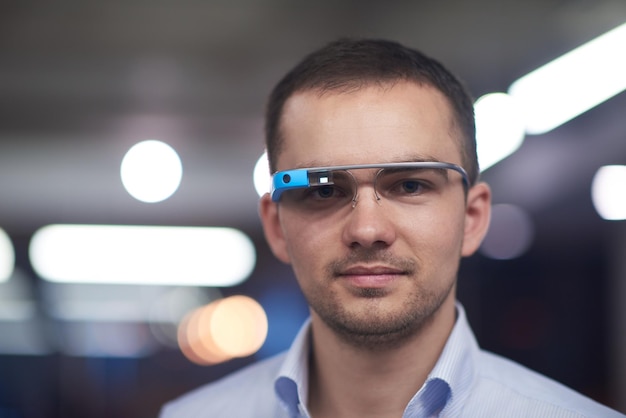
<box><xmin>270</xmin><ymin>161</ymin><xmax>469</xmax><ymax>202</ymax></box>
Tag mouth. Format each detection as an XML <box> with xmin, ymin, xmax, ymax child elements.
<box><xmin>337</xmin><ymin>264</ymin><xmax>407</xmax><ymax>288</ymax></box>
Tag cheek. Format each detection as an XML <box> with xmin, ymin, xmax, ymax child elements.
<box><xmin>280</xmin><ymin>212</ymin><xmax>337</xmax><ymax>270</ymax></box>
<box><xmin>280</xmin><ymin>216</ymin><xmax>339</xmax><ymax>299</ymax></box>
<box><xmin>397</xmin><ymin>205</ymin><xmax>465</xmax><ymax>259</ymax></box>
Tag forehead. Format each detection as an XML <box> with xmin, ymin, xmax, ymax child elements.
<box><xmin>277</xmin><ymin>81</ymin><xmax>462</xmax><ymax>170</ymax></box>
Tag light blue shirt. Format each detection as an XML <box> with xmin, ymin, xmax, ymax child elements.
<box><xmin>160</xmin><ymin>304</ymin><xmax>623</xmax><ymax>417</ymax></box>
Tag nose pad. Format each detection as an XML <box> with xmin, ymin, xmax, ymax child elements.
<box><xmin>349</xmin><ymin>188</ymin><xmax>382</xmax><ymax>208</ymax></box>
<box><xmin>344</xmin><ymin>170</ymin><xmax>359</xmax><ymax>208</ymax></box>
<box><xmin>350</xmin><ymin>169</ymin><xmax>384</xmax><ymax>209</ymax></box>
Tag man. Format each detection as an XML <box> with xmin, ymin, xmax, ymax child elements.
<box><xmin>160</xmin><ymin>39</ymin><xmax>623</xmax><ymax>417</ymax></box>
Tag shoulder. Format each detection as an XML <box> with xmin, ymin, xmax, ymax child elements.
<box><xmin>467</xmin><ymin>350</ymin><xmax>624</xmax><ymax>417</ymax></box>
<box><xmin>159</xmin><ymin>353</ymin><xmax>286</xmax><ymax>418</ymax></box>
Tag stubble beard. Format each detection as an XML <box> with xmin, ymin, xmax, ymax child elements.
<box><xmin>305</xmin><ymin>251</ymin><xmax>455</xmax><ymax>351</ymax></box>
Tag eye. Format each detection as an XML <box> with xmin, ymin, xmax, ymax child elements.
<box><xmin>313</xmin><ymin>185</ymin><xmax>337</xmax><ymax>199</ymax></box>
<box><xmin>378</xmin><ymin>169</ymin><xmax>439</xmax><ymax>199</ymax></box>
<box><xmin>399</xmin><ymin>180</ymin><xmax>423</xmax><ymax>194</ymax></box>
<box><xmin>386</xmin><ymin>178</ymin><xmax>429</xmax><ymax>196</ymax></box>
<box><xmin>309</xmin><ymin>185</ymin><xmax>347</xmax><ymax>200</ymax></box>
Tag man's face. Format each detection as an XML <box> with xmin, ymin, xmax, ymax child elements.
<box><xmin>260</xmin><ymin>81</ymin><xmax>490</xmax><ymax>347</ymax></box>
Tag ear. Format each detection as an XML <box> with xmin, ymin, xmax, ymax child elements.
<box><xmin>259</xmin><ymin>193</ymin><xmax>291</xmax><ymax>264</ymax></box>
<box><xmin>461</xmin><ymin>182</ymin><xmax>492</xmax><ymax>257</ymax></box>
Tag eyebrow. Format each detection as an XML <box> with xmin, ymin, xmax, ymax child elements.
<box><xmin>293</xmin><ymin>154</ymin><xmax>446</xmax><ymax>170</ymax></box>
<box><xmin>380</xmin><ymin>165</ymin><xmax>451</xmax><ymax>182</ymax></box>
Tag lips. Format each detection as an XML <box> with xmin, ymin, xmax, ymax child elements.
<box><xmin>338</xmin><ymin>264</ymin><xmax>406</xmax><ymax>288</ymax></box>
<box><xmin>340</xmin><ymin>265</ymin><xmax>405</xmax><ymax>276</ymax></box>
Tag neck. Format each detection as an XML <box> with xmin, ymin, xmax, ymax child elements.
<box><xmin>307</xmin><ymin>296</ymin><xmax>456</xmax><ymax>418</ymax></box>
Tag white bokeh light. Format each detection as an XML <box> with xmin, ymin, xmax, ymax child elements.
<box><xmin>121</xmin><ymin>140</ymin><xmax>183</xmax><ymax>203</ymax></box>
<box><xmin>474</xmin><ymin>92</ymin><xmax>526</xmax><ymax>171</ymax></box>
<box><xmin>592</xmin><ymin>165</ymin><xmax>626</xmax><ymax>221</ymax></box>
<box><xmin>0</xmin><ymin>228</ymin><xmax>15</xmax><ymax>282</ymax></box>
<box><xmin>253</xmin><ymin>152</ymin><xmax>271</xmax><ymax>197</ymax></box>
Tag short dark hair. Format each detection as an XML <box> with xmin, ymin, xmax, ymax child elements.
<box><xmin>264</xmin><ymin>38</ymin><xmax>479</xmax><ymax>185</ymax></box>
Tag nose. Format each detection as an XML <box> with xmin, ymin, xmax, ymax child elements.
<box><xmin>341</xmin><ymin>190</ymin><xmax>397</xmax><ymax>249</ymax></box>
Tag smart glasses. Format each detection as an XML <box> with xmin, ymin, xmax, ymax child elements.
<box><xmin>270</xmin><ymin>161</ymin><xmax>469</xmax><ymax>210</ymax></box>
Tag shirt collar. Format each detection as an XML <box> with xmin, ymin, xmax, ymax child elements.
<box><xmin>274</xmin><ymin>317</ymin><xmax>312</xmax><ymax>417</ymax></box>
<box><xmin>273</xmin><ymin>303</ymin><xmax>479</xmax><ymax>417</ymax></box>
<box><xmin>404</xmin><ymin>303</ymin><xmax>479</xmax><ymax>416</ymax></box>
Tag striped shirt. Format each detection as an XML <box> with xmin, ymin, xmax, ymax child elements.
<box><xmin>160</xmin><ymin>304</ymin><xmax>623</xmax><ymax>417</ymax></box>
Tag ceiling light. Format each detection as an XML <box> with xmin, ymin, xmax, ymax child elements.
<box><xmin>509</xmin><ymin>22</ymin><xmax>626</xmax><ymax>134</ymax></box>
<box><xmin>0</xmin><ymin>228</ymin><xmax>14</xmax><ymax>282</ymax></box>
<box><xmin>592</xmin><ymin>165</ymin><xmax>626</xmax><ymax>220</ymax></box>
<box><xmin>120</xmin><ymin>139</ymin><xmax>183</xmax><ymax>203</ymax></box>
<box><xmin>474</xmin><ymin>92</ymin><xmax>526</xmax><ymax>171</ymax></box>
<box><xmin>30</xmin><ymin>224</ymin><xmax>256</xmax><ymax>286</ymax></box>
<box><xmin>254</xmin><ymin>152</ymin><xmax>270</xmax><ymax>197</ymax></box>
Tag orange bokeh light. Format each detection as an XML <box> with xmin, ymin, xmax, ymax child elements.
<box><xmin>178</xmin><ymin>295</ymin><xmax>268</xmax><ymax>365</ymax></box>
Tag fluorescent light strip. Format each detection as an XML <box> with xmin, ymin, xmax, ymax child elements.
<box><xmin>509</xmin><ymin>22</ymin><xmax>626</xmax><ymax>135</ymax></box>
<box><xmin>30</xmin><ymin>225</ymin><xmax>256</xmax><ymax>286</ymax></box>
<box><xmin>474</xmin><ymin>92</ymin><xmax>526</xmax><ymax>170</ymax></box>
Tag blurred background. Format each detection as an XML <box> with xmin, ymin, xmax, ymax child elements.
<box><xmin>1</xmin><ymin>0</ymin><xmax>625</xmax><ymax>417</ymax></box>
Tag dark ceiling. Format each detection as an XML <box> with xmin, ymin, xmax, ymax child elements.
<box><xmin>1</xmin><ymin>0</ymin><xmax>625</xmax><ymax>237</ymax></box>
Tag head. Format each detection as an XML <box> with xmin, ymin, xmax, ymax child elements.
<box><xmin>265</xmin><ymin>38</ymin><xmax>479</xmax><ymax>185</ymax></box>
<box><xmin>259</xmin><ymin>38</ymin><xmax>490</xmax><ymax>349</ymax></box>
